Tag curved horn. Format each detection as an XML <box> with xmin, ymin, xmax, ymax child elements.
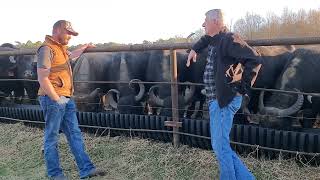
<box><xmin>129</xmin><ymin>79</ymin><xmax>145</xmax><ymax>102</ymax></box>
<box><xmin>74</xmin><ymin>88</ymin><xmax>101</xmax><ymax>101</ymax></box>
<box><xmin>240</xmin><ymin>94</ymin><xmax>252</xmax><ymax>122</ymax></box>
<box><xmin>186</xmin><ymin>33</ymin><xmax>195</xmax><ymax>41</ymax></box>
<box><xmin>201</xmin><ymin>89</ymin><xmax>206</xmax><ymax>95</ymax></box>
<box><xmin>258</xmin><ymin>90</ymin><xmax>266</xmax><ymax>114</ymax></box>
<box><xmin>148</xmin><ymin>85</ymin><xmax>164</xmax><ymax>107</ymax></box>
<box><xmin>107</xmin><ymin>89</ymin><xmax>120</xmax><ymax>109</ymax></box>
<box><xmin>278</xmin><ymin>90</ymin><xmax>304</xmax><ymax>116</ymax></box>
<box><xmin>186</xmin><ymin>33</ymin><xmax>196</xmax><ymax>53</ymax></box>
<box><xmin>241</xmin><ymin>94</ymin><xmax>250</xmax><ymax>112</ymax></box>
<box><xmin>307</xmin><ymin>95</ymin><xmax>312</xmax><ymax>103</ymax></box>
<box><xmin>259</xmin><ymin>89</ymin><xmax>304</xmax><ymax>117</ymax></box>
<box><xmin>88</xmin><ymin>88</ymin><xmax>102</xmax><ymax>97</ymax></box>
<box><xmin>184</xmin><ymin>82</ymin><xmax>195</xmax><ymax>104</ymax></box>
<box><xmin>286</xmin><ymin>45</ymin><xmax>296</xmax><ymax>52</ymax></box>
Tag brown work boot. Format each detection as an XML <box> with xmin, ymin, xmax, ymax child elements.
<box><xmin>80</xmin><ymin>168</ymin><xmax>106</xmax><ymax>179</ymax></box>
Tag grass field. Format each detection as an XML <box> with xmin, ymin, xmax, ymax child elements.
<box><xmin>0</xmin><ymin>122</ymin><xmax>319</xmax><ymax>180</ymax></box>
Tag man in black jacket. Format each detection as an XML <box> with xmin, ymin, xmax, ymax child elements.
<box><xmin>186</xmin><ymin>9</ymin><xmax>261</xmax><ymax>180</ymax></box>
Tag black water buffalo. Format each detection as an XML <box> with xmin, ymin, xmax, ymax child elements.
<box><xmin>146</xmin><ymin>45</ymin><xmax>294</xmax><ymax>120</ymax></box>
<box><xmin>146</xmin><ymin>50</ymin><xmax>196</xmax><ymax>117</ymax></box>
<box><xmin>105</xmin><ymin>51</ymin><xmax>149</xmax><ymax>114</ymax></box>
<box><xmin>258</xmin><ymin>48</ymin><xmax>320</xmax><ymax>128</ymax></box>
<box><xmin>0</xmin><ymin>46</ymin><xmax>20</xmax><ymax>100</ymax></box>
<box><xmin>18</xmin><ymin>54</ymin><xmax>38</xmax><ymax>104</ymax></box>
<box><xmin>73</xmin><ymin>51</ymin><xmax>148</xmax><ymax>114</ymax></box>
<box><xmin>73</xmin><ymin>50</ymin><xmax>203</xmax><ymax>116</ymax></box>
<box><xmin>0</xmin><ymin>43</ymin><xmax>38</xmax><ymax>104</ymax></box>
<box><xmin>296</xmin><ymin>95</ymin><xmax>320</xmax><ymax>128</ymax></box>
<box><xmin>184</xmin><ymin>48</ymin><xmax>208</xmax><ymax>119</ymax></box>
<box><xmin>236</xmin><ymin>45</ymin><xmax>296</xmax><ymax>124</ymax></box>
<box><xmin>182</xmin><ymin>45</ymin><xmax>296</xmax><ymax>122</ymax></box>
<box><xmin>72</xmin><ymin>52</ymin><xmax>114</xmax><ymax>112</ymax></box>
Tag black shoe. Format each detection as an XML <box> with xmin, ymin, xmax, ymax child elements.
<box><xmin>81</xmin><ymin>168</ymin><xmax>106</xmax><ymax>179</ymax></box>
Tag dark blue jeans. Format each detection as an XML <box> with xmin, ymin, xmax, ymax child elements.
<box><xmin>209</xmin><ymin>96</ymin><xmax>254</xmax><ymax>180</ymax></box>
<box><xmin>39</xmin><ymin>96</ymin><xmax>95</xmax><ymax>178</ymax></box>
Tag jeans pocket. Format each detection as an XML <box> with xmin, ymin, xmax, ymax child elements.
<box><xmin>46</xmin><ymin>97</ymin><xmax>64</xmax><ymax>111</ymax></box>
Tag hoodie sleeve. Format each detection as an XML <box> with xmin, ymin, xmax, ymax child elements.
<box><xmin>222</xmin><ymin>33</ymin><xmax>262</xmax><ymax>95</ymax></box>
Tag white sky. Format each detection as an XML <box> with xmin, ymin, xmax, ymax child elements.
<box><xmin>1</xmin><ymin>0</ymin><xmax>320</xmax><ymax>45</ymax></box>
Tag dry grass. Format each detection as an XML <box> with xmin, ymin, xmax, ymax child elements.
<box><xmin>0</xmin><ymin>123</ymin><xmax>319</xmax><ymax>180</ymax></box>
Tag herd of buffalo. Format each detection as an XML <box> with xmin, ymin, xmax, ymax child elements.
<box><xmin>0</xmin><ymin>42</ymin><xmax>319</xmax><ymax>129</ymax></box>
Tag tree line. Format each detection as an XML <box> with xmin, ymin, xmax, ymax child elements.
<box><xmin>233</xmin><ymin>8</ymin><xmax>320</xmax><ymax>39</ymax></box>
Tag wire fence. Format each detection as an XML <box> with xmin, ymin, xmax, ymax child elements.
<box><xmin>0</xmin><ymin>116</ymin><xmax>319</xmax><ymax>159</ymax></box>
<box><xmin>1</xmin><ymin>78</ymin><xmax>320</xmax><ymax>97</ymax></box>
<box><xmin>1</xmin><ymin>37</ymin><xmax>320</xmax><ymax>149</ymax></box>
<box><xmin>1</xmin><ymin>94</ymin><xmax>320</xmax><ymax>122</ymax></box>
<box><xmin>0</xmin><ymin>81</ymin><xmax>320</xmax><ymax>123</ymax></box>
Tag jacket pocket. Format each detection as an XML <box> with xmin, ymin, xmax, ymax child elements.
<box><xmin>51</xmin><ymin>75</ymin><xmax>65</xmax><ymax>88</ymax></box>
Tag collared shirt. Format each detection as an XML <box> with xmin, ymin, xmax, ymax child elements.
<box><xmin>203</xmin><ymin>45</ymin><xmax>216</xmax><ymax>101</ymax></box>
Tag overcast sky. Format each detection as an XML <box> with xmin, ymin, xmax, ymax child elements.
<box><xmin>1</xmin><ymin>0</ymin><xmax>320</xmax><ymax>45</ymax></box>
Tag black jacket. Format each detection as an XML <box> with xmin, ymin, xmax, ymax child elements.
<box><xmin>192</xmin><ymin>32</ymin><xmax>262</xmax><ymax>108</ymax></box>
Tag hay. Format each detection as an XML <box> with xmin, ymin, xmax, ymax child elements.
<box><xmin>0</xmin><ymin>123</ymin><xmax>319</xmax><ymax>180</ymax></box>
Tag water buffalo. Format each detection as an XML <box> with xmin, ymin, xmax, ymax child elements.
<box><xmin>146</xmin><ymin>50</ymin><xmax>196</xmax><ymax>117</ymax></box>
<box><xmin>104</xmin><ymin>51</ymin><xmax>149</xmax><ymax>114</ymax></box>
<box><xmin>73</xmin><ymin>51</ymin><xmax>148</xmax><ymax>114</ymax></box>
<box><xmin>258</xmin><ymin>48</ymin><xmax>320</xmax><ymax>128</ymax></box>
<box><xmin>0</xmin><ymin>43</ymin><xmax>38</xmax><ymax>104</ymax></box>
<box><xmin>237</xmin><ymin>45</ymin><xmax>296</xmax><ymax>124</ymax></box>
<box><xmin>72</xmin><ymin>52</ymin><xmax>113</xmax><ymax>112</ymax></box>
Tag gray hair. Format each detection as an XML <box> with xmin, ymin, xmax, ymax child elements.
<box><xmin>205</xmin><ymin>9</ymin><xmax>224</xmax><ymax>22</ymax></box>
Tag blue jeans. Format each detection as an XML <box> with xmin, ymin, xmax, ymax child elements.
<box><xmin>39</xmin><ymin>96</ymin><xmax>96</xmax><ymax>178</ymax></box>
<box><xmin>209</xmin><ymin>96</ymin><xmax>255</xmax><ymax>180</ymax></box>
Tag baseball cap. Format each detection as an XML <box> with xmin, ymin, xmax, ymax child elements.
<box><xmin>53</xmin><ymin>20</ymin><xmax>79</xmax><ymax>36</ymax></box>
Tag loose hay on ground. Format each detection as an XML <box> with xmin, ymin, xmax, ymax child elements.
<box><xmin>0</xmin><ymin>122</ymin><xmax>319</xmax><ymax>180</ymax></box>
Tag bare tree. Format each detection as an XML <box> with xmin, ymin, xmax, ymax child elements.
<box><xmin>233</xmin><ymin>13</ymin><xmax>265</xmax><ymax>39</ymax></box>
<box><xmin>232</xmin><ymin>8</ymin><xmax>320</xmax><ymax>40</ymax></box>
